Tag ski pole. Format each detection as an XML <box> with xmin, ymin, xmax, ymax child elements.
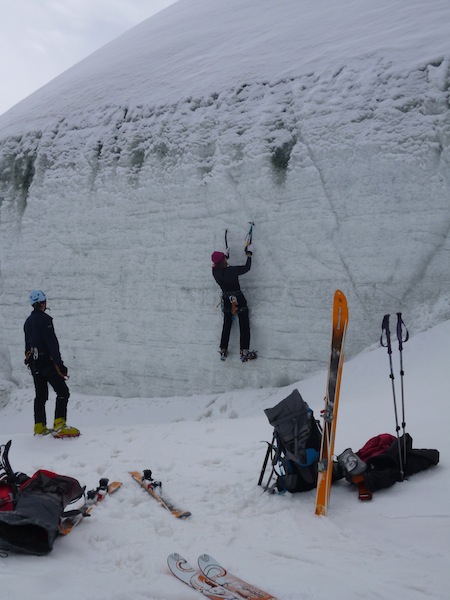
<box><xmin>380</xmin><ymin>314</ymin><xmax>404</xmax><ymax>481</ymax></box>
<box><xmin>396</xmin><ymin>312</ymin><xmax>409</xmax><ymax>467</ymax></box>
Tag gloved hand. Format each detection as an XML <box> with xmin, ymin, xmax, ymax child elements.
<box><xmin>224</xmin><ymin>247</ymin><xmax>230</xmax><ymax>258</ymax></box>
<box><xmin>59</xmin><ymin>363</ymin><xmax>68</xmax><ymax>377</ymax></box>
<box><xmin>245</xmin><ymin>243</ymin><xmax>253</xmax><ymax>256</ymax></box>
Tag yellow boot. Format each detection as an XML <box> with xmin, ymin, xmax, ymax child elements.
<box><xmin>34</xmin><ymin>422</ymin><xmax>50</xmax><ymax>436</ymax></box>
<box><xmin>52</xmin><ymin>418</ymin><xmax>80</xmax><ymax>438</ymax></box>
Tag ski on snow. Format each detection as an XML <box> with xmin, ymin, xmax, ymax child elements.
<box><xmin>198</xmin><ymin>554</ymin><xmax>277</xmax><ymax>599</ymax></box>
<box><xmin>315</xmin><ymin>289</ymin><xmax>349</xmax><ymax>516</ymax></box>
<box><xmin>59</xmin><ymin>478</ymin><xmax>122</xmax><ymax>535</ymax></box>
<box><xmin>130</xmin><ymin>470</ymin><xmax>191</xmax><ymax>519</ymax></box>
<box><xmin>168</xmin><ymin>553</ymin><xmax>277</xmax><ymax>600</ymax></box>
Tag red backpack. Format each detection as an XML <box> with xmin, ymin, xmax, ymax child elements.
<box><xmin>0</xmin><ymin>480</ymin><xmax>14</xmax><ymax>511</ymax></box>
<box><xmin>0</xmin><ymin>440</ymin><xmax>84</xmax><ymax>554</ymax></box>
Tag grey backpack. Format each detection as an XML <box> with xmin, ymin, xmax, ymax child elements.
<box><xmin>258</xmin><ymin>389</ymin><xmax>322</xmax><ymax>493</ymax></box>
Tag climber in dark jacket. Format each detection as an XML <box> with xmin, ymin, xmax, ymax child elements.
<box><xmin>24</xmin><ymin>290</ymin><xmax>79</xmax><ymax>437</ymax></box>
<box><xmin>211</xmin><ymin>245</ymin><xmax>257</xmax><ymax>362</ymax></box>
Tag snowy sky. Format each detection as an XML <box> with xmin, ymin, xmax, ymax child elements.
<box><xmin>0</xmin><ymin>0</ymin><xmax>177</xmax><ymax>116</ymax></box>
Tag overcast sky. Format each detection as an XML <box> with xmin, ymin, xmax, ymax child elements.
<box><xmin>0</xmin><ymin>0</ymin><xmax>177</xmax><ymax>116</ymax></box>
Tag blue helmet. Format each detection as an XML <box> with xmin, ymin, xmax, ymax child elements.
<box><xmin>29</xmin><ymin>290</ymin><xmax>47</xmax><ymax>305</ymax></box>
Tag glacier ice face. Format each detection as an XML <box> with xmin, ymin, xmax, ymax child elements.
<box><xmin>0</xmin><ymin>1</ymin><xmax>449</xmax><ymax>398</ymax></box>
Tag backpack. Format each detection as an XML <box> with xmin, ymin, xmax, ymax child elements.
<box><xmin>0</xmin><ymin>480</ymin><xmax>14</xmax><ymax>512</ymax></box>
<box><xmin>337</xmin><ymin>433</ymin><xmax>440</xmax><ymax>499</ymax></box>
<box><xmin>362</xmin><ymin>433</ymin><xmax>439</xmax><ymax>492</ymax></box>
<box><xmin>258</xmin><ymin>389</ymin><xmax>322</xmax><ymax>493</ymax></box>
<box><xmin>0</xmin><ymin>440</ymin><xmax>84</xmax><ymax>555</ymax></box>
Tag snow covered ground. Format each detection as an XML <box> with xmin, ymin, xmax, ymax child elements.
<box><xmin>0</xmin><ymin>318</ymin><xmax>447</xmax><ymax>600</ymax></box>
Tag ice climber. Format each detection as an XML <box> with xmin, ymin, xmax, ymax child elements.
<box><xmin>211</xmin><ymin>244</ymin><xmax>257</xmax><ymax>362</ymax></box>
<box><xmin>24</xmin><ymin>290</ymin><xmax>80</xmax><ymax>437</ymax></box>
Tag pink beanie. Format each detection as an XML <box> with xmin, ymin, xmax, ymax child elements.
<box><xmin>211</xmin><ymin>251</ymin><xmax>226</xmax><ymax>265</ymax></box>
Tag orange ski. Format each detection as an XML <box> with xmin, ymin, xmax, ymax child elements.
<box><xmin>315</xmin><ymin>290</ymin><xmax>348</xmax><ymax>516</ymax></box>
<box><xmin>130</xmin><ymin>470</ymin><xmax>191</xmax><ymax>519</ymax></box>
<box><xmin>59</xmin><ymin>479</ymin><xmax>122</xmax><ymax>535</ymax></box>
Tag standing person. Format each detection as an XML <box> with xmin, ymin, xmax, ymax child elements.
<box><xmin>211</xmin><ymin>244</ymin><xmax>257</xmax><ymax>362</ymax></box>
<box><xmin>24</xmin><ymin>290</ymin><xmax>80</xmax><ymax>437</ymax></box>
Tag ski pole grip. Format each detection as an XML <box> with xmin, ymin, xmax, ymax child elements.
<box><xmin>380</xmin><ymin>314</ymin><xmax>392</xmax><ymax>353</ymax></box>
<box><xmin>396</xmin><ymin>312</ymin><xmax>409</xmax><ymax>350</ymax></box>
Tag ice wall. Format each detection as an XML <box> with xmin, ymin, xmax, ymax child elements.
<box><xmin>0</xmin><ymin>1</ymin><xmax>449</xmax><ymax>398</ymax></box>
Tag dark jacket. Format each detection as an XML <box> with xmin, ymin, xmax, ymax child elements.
<box><xmin>212</xmin><ymin>256</ymin><xmax>251</xmax><ymax>293</ymax></box>
<box><xmin>24</xmin><ymin>309</ymin><xmax>63</xmax><ymax>367</ymax></box>
<box><xmin>213</xmin><ymin>257</ymin><xmax>252</xmax><ymax>312</ymax></box>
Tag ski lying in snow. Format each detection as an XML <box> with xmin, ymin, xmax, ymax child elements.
<box><xmin>198</xmin><ymin>554</ymin><xmax>277</xmax><ymax>600</ymax></box>
<box><xmin>168</xmin><ymin>553</ymin><xmax>244</xmax><ymax>599</ymax></box>
<box><xmin>130</xmin><ymin>470</ymin><xmax>191</xmax><ymax>519</ymax></box>
<box><xmin>59</xmin><ymin>478</ymin><xmax>122</xmax><ymax>535</ymax></box>
<box><xmin>315</xmin><ymin>289</ymin><xmax>349</xmax><ymax>516</ymax></box>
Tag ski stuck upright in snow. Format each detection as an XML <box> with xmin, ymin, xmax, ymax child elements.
<box><xmin>315</xmin><ymin>289</ymin><xmax>349</xmax><ymax>516</ymax></box>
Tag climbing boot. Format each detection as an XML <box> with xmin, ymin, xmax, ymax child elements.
<box><xmin>34</xmin><ymin>422</ymin><xmax>50</xmax><ymax>436</ymax></box>
<box><xmin>52</xmin><ymin>418</ymin><xmax>80</xmax><ymax>438</ymax></box>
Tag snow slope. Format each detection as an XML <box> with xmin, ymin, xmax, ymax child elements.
<box><xmin>0</xmin><ymin>0</ymin><xmax>449</xmax><ymax>399</ymax></box>
<box><xmin>1</xmin><ymin>0</ymin><xmax>449</xmax><ymax>128</ymax></box>
<box><xmin>0</xmin><ymin>319</ymin><xmax>447</xmax><ymax>600</ymax></box>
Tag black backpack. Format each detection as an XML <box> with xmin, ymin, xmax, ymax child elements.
<box><xmin>0</xmin><ymin>440</ymin><xmax>84</xmax><ymax>555</ymax></box>
<box><xmin>258</xmin><ymin>389</ymin><xmax>322</xmax><ymax>493</ymax></box>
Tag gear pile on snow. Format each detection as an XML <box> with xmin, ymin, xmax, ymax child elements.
<box><xmin>336</xmin><ymin>433</ymin><xmax>439</xmax><ymax>501</ymax></box>
<box><xmin>333</xmin><ymin>313</ymin><xmax>438</xmax><ymax>501</ymax></box>
<box><xmin>0</xmin><ymin>440</ymin><xmax>84</xmax><ymax>555</ymax></box>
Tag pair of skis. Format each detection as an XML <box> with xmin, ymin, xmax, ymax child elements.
<box><xmin>168</xmin><ymin>553</ymin><xmax>277</xmax><ymax>599</ymax></box>
<box><xmin>60</xmin><ymin>469</ymin><xmax>191</xmax><ymax>535</ymax></box>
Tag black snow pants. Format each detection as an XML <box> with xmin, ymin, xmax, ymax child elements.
<box><xmin>30</xmin><ymin>357</ymin><xmax>70</xmax><ymax>425</ymax></box>
<box><xmin>220</xmin><ymin>291</ymin><xmax>250</xmax><ymax>351</ymax></box>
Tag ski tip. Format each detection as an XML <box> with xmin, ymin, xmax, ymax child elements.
<box><xmin>198</xmin><ymin>553</ymin><xmax>215</xmax><ymax>566</ymax></box>
<box><xmin>108</xmin><ymin>481</ymin><xmax>123</xmax><ymax>493</ymax></box>
<box><xmin>168</xmin><ymin>552</ymin><xmax>182</xmax><ymax>561</ymax></box>
<box><xmin>167</xmin><ymin>552</ymin><xmax>185</xmax><ymax>569</ymax></box>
